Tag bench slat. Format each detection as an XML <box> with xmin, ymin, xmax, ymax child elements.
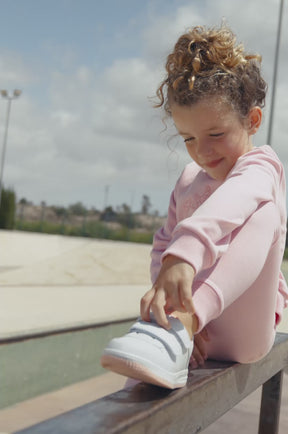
<box><xmin>16</xmin><ymin>332</ymin><xmax>288</xmax><ymax>434</ymax></box>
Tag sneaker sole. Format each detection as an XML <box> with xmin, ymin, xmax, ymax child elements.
<box><xmin>101</xmin><ymin>354</ymin><xmax>186</xmax><ymax>389</ymax></box>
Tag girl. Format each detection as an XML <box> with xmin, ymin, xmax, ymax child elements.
<box><xmin>101</xmin><ymin>24</ymin><xmax>288</xmax><ymax>389</ymax></box>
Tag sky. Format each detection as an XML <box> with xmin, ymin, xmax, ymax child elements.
<box><xmin>0</xmin><ymin>0</ymin><xmax>287</xmax><ymax>215</ymax></box>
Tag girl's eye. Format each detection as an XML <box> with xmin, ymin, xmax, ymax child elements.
<box><xmin>210</xmin><ymin>132</ymin><xmax>224</xmax><ymax>137</ymax></box>
<box><xmin>184</xmin><ymin>137</ymin><xmax>195</xmax><ymax>143</ymax></box>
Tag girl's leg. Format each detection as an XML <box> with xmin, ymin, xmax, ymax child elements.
<box><xmin>191</xmin><ymin>202</ymin><xmax>282</xmax><ymax>363</ymax></box>
<box><xmin>121</xmin><ymin>202</ymin><xmax>281</xmax><ymax>388</ymax></box>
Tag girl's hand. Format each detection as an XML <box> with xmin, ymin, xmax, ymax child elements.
<box><xmin>190</xmin><ymin>328</ymin><xmax>210</xmax><ymax>368</ymax></box>
<box><xmin>140</xmin><ymin>254</ymin><xmax>196</xmax><ymax>329</ymax></box>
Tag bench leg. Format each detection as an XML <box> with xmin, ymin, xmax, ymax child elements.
<box><xmin>258</xmin><ymin>370</ymin><xmax>283</xmax><ymax>434</ymax></box>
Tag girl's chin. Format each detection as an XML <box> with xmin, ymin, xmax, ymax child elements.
<box><xmin>206</xmin><ymin>167</ymin><xmax>231</xmax><ymax>181</ymax></box>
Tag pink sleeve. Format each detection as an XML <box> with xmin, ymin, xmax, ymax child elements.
<box><xmin>162</xmin><ymin>148</ymin><xmax>284</xmax><ymax>273</ymax></box>
<box><xmin>150</xmin><ymin>188</ymin><xmax>177</xmax><ymax>284</ymax></box>
<box><xmin>275</xmin><ymin>271</ymin><xmax>288</xmax><ymax>325</ymax></box>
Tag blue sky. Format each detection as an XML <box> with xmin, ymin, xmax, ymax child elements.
<box><xmin>0</xmin><ymin>0</ymin><xmax>287</xmax><ymax>214</ymax></box>
<box><xmin>0</xmin><ymin>1</ymin><xmax>145</xmax><ymax>63</ymax></box>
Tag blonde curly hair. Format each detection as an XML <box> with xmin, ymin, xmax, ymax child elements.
<box><xmin>156</xmin><ymin>25</ymin><xmax>267</xmax><ymax>118</ymax></box>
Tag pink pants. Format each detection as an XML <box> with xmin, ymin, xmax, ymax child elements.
<box><xmin>193</xmin><ymin>201</ymin><xmax>281</xmax><ymax>364</ymax></box>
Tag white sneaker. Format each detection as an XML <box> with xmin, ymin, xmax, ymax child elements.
<box><xmin>101</xmin><ymin>316</ymin><xmax>193</xmax><ymax>389</ymax></box>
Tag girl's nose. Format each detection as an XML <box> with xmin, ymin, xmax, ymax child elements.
<box><xmin>196</xmin><ymin>140</ymin><xmax>213</xmax><ymax>158</ymax></box>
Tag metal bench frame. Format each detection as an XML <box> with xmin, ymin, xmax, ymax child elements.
<box><xmin>17</xmin><ymin>332</ymin><xmax>288</xmax><ymax>434</ymax></box>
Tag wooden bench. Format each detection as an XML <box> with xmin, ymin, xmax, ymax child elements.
<box><xmin>16</xmin><ymin>332</ymin><xmax>288</xmax><ymax>434</ymax></box>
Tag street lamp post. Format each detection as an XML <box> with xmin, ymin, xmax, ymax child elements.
<box><xmin>0</xmin><ymin>89</ymin><xmax>22</xmax><ymax>207</ymax></box>
<box><xmin>267</xmin><ymin>0</ymin><xmax>285</xmax><ymax>146</ymax></box>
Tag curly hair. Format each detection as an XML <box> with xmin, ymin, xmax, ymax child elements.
<box><xmin>156</xmin><ymin>25</ymin><xmax>267</xmax><ymax>118</ymax></box>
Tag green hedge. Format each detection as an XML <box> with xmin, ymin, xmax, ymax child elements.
<box><xmin>0</xmin><ymin>187</ymin><xmax>16</xmax><ymax>229</ymax></box>
<box><xmin>15</xmin><ymin>219</ymin><xmax>153</xmax><ymax>244</ymax></box>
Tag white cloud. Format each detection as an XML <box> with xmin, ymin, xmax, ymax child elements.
<box><xmin>143</xmin><ymin>4</ymin><xmax>204</xmax><ymax>67</ymax></box>
<box><xmin>0</xmin><ymin>53</ymin><xmax>35</xmax><ymax>87</ymax></box>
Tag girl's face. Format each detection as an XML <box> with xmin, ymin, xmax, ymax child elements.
<box><xmin>171</xmin><ymin>98</ymin><xmax>261</xmax><ymax>181</ymax></box>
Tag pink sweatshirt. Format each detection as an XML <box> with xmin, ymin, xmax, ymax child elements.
<box><xmin>151</xmin><ymin>145</ymin><xmax>288</xmax><ymax>327</ymax></box>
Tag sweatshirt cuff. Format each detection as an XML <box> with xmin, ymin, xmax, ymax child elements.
<box><xmin>192</xmin><ymin>279</ymin><xmax>224</xmax><ymax>333</ymax></box>
<box><xmin>162</xmin><ymin>232</ymin><xmax>212</xmax><ymax>274</ymax></box>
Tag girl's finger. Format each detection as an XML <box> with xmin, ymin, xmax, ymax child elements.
<box><xmin>189</xmin><ymin>355</ymin><xmax>198</xmax><ymax>369</ymax></box>
<box><xmin>140</xmin><ymin>288</ymin><xmax>156</xmax><ymax>322</ymax></box>
<box><xmin>166</xmin><ymin>291</ymin><xmax>187</xmax><ymax>313</ymax></box>
<box><xmin>192</xmin><ymin>344</ymin><xmax>205</xmax><ymax>367</ymax></box>
<box><xmin>150</xmin><ymin>288</ymin><xmax>171</xmax><ymax>329</ymax></box>
<box><xmin>179</xmin><ymin>284</ymin><xmax>195</xmax><ymax>314</ymax></box>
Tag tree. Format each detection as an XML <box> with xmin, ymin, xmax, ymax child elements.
<box><xmin>141</xmin><ymin>195</ymin><xmax>152</xmax><ymax>215</ymax></box>
<box><xmin>0</xmin><ymin>187</ymin><xmax>16</xmax><ymax>229</ymax></box>
<box><xmin>52</xmin><ymin>206</ymin><xmax>68</xmax><ymax>218</ymax></box>
<box><xmin>19</xmin><ymin>197</ymin><xmax>29</xmax><ymax>205</ymax></box>
<box><xmin>100</xmin><ymin>206</ymin><xmax>117</xmax><ymax>222</ymax></box>
<box><xmin>117</xmin><ymin>203</ymin><xmax>136</xmax><ymax>228</ymax></box>
<box><xmin>68</xmin><ymin>202</ymin><xmax>87</xmax><ymax>216</ymax></box>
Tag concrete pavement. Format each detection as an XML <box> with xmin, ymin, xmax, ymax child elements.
<box><xmin>0</xmin><ymin>230</ymin><xmax>151</xmax><ymax>339</ymax></box>
<box><xmin>0</xmin><ymin>284</ymin><xmax>147</xmax><ymax>339</ymax></box>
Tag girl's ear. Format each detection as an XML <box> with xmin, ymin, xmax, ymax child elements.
<box><xmin>247</xmin><ymin>106</ymin><xmax>262</xmax><ymax>135</ymax></box>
